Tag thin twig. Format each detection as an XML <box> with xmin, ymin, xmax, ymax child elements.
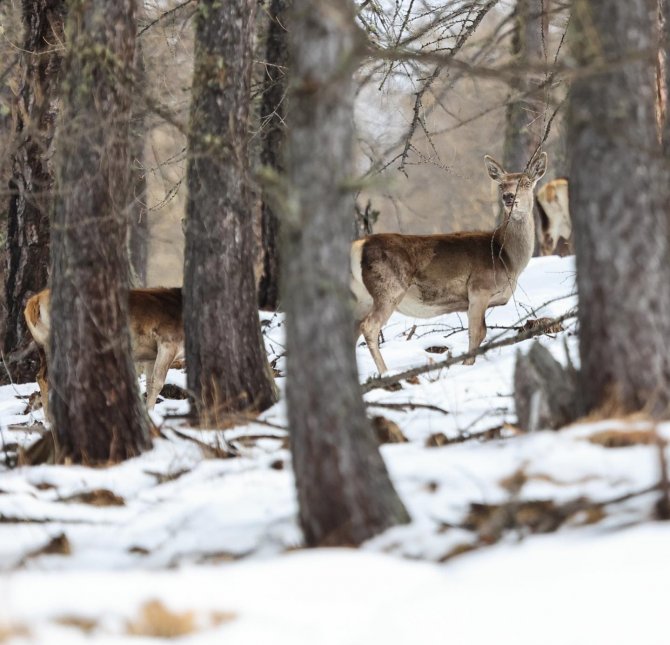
<box><xmin>138</xmin><ymin>0</ymin><xmax>195</xmax><ymax>37</ymax></box>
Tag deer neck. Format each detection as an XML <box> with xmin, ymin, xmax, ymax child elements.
<box><xmin>493</xmin><ymin>210</ymin><xmax>535</xmax><ymax>276</ymax></box>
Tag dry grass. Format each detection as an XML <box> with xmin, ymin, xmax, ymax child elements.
<box><xmin>125</xmin><ymin>600</ymin><xmax>235</xmax><ymax>639</ymax></box>
<box><xmin>587</xmin><ymin>429</ymin><xmax>659</xmax><ymax>448</ymax></box>
<box><xmin>0</xmin><ymin>623</ymin><xmax>30</xmax><ymax>643</ymax></box>
<box><xmin>54</xmin><ymin>615</ymin><xmax>98</xmax><ymax>634</ymax></box>
<box><xmin>126</xmin><ymin>600</ymin><xmax>197</xmax><ymax>639</ymax></box>
<box><xmin>63</xmin><ymin>489</ymin><xmax>125</xmax><ymax>506</ymax></box>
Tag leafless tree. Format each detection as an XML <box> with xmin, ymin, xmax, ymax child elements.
<box><xmin>2</xmin><ymin>0</ymin><xmax>65</xmax><ymax>383</ymax></box>
<box><xmin>257</xmin><ymin>0</ymin><xmax>289</xmax><ymax>311</ymax></box>
<box><xmin>283</xmin><ymin>0</ymin><xmax>410</xmax><ymax>546</ymax></box>
<box><xmin>569</xmin><ymin>0</ymin><xmax>670</xmax><ymax>417</ymax></box>
<box><xmin>129</xmin><ymin>39</ymin><xmax>149</xmax><ymax>287</ymax></box>
<box><xmin>503</xmin><ymin>0</ymin><xmax>547</xmax><ymax>171</ymax></box>
<box><xmin>183</xmin><ymin>0</ymin><xmax>277</xmax><ymax>423</ymax></box>
<box><xmin>49</xmin><ymin>0</ymin><xmax>151</xmax><ymax>462</ymax></box>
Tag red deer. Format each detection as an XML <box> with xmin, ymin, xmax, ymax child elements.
<box><xmin>536</xmin><ymin>177</ymin><xmax>572</xmax><ymax>256</ymax></box>
<box><xmin>24</xmin><ymin>288</ymin><xmax>184</xmax><ymax>414</ymax></box>
<box><xmin>350</xmin><ymin>152</ymin><xmax>548</xmax><ymax>373</ymax></box>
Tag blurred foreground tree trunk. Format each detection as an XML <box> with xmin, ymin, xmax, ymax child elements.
<box><xmin>283</xmin><ymin>0</ymin><xmax>409</xmax><ymax>546</ymax></box>
<box><xmin>569</xmin><ymin>0</ymin><xmax>670</xmax><ymax>417</ymax></box>
<box><xmin>257</xmin><ymin>0</ymin><xmax>289</xmax><ymax>311</ymax></box>
<box><xmin>659</xmin><ymin>0</ymin><xmax>670</xmax><ymax>152</ymax></box>
<box><xmin>49</xmin><ymin>0</ymin><xmax>150</xmax><ymax>462</ymax></box>
<box><xmin>2</xmin><ymin>0</ymin><xmax>65</xmax><ymax>383</ymax></box>
<box><xmin>184</xmin><ymin>0</ymin><xmax>277</xmax><ymax>423</ymax></box>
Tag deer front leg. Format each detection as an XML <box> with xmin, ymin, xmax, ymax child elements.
<box><xmin>464</xmin><ymin>293</ymin><xmax>489</xmax><ymax>365</ymax></box>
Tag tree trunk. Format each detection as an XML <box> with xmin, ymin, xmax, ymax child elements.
<box><xmin>503</xmin><ymin>0</ymin><xmax>547</xmax><ymax>171</ymax></box>
<box><xmin>129</xmin><ymin>38</ymin><xmax>149</xmax><ymax>287</ymax></box>
<box><xmin>49</xmin><ymin>0</ymin><xmax>150</xmax><ymax>463</ymax></box>
<box><xmin>257</xmin><ymin>0</ymin><xmax>289</xmax><ymax>311</ymax></box>
<box><xmin>2</xmin><ymin>0</ymin><xmax>65</xmax><ymax>384</ymax></box>
<box><xmin>659</xmin><ymin>0</ymin><xmax>670</xmax><ymax>153</ymax></box>
<box><xmin>284</xmin><ymin>0</ymin><xmax>409</xmax><ymax>546</ymax></box>
<box><xmin>184</xmin><ymin>0</ymin><xmax>277</xmax><ymax>423</ymax></box>
<box><xmin>569</xmin><ymin>0</ymin><xmax>670</xmax><ymax>417</ymax></box>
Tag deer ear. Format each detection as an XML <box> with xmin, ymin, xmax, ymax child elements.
<box><xmin>529</xmin><ymin>152</ymin><xmax>548</xmax><ymax>181</ymax></box>
<box><xmin>484</xmin><ymin>155</ymin><xmax>505</xmax><ymax>182</ymax></box>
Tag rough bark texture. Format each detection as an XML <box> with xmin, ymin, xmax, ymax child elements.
<box><xmin>49</xmin><ymin>0</ymin><xmax>150</xmax><ymax>463</ymax></box>
<box><xmin>569</xmin><ymin>0</ymin><xmax>670</xmax><ymax>417</ymax></box>
<box><xmin>2</xmin><ymin>0</ymin><xmax>65</xmax><ymax>384</ymax></box>
<box><xmin>129</xmin><ymin>39</ymin><xmax>148</xmax><ymax>287</ymax></box>
<box><xmin>184</xmin><ymin>0</ymin><xmax>277</xmax><ymax>422</ymax></box>
<box><xmin>257</xmin><ymin>0</ymin><xmax>289</xmax><ymax>311</ymax></box>
<box><xmin>503</xmin><ymin>0</ymin><xmax>546</xmax><ymax>172</ymax></box>
<box><xmin>284</xmin><ymin>0</ymin><xmax>410</xmax><ymax>546</ymax></box>
<box><xmin>660</xmin><ymin>0</ymin><xmax>670</xmax><ymax>154</ymax></box>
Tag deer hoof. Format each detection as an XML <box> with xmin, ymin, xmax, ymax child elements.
<box><xmin>462</xmin><ymin>356</ymin><xmax>476</xmax><ymax>366</ymax></box>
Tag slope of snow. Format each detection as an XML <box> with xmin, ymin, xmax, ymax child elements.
<box><xmin>1</xmin><ymin>255</ymin><xmax>668</xmax><ymax>643</ymax></box>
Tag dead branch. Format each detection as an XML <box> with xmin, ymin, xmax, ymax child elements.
<box><xmin>362</xmin><ymin>307</ymin><xmax>577</xmax><ymax>393</ymax></box>
<box><xmin>138</xmin><ymin>0</ymin><xmax>195</xmax><ymax>38</ymax></box>
<box><xmin>365</xmin><ymin>400</ymin><xmax>450</xmax><ymax>415</ymax></box>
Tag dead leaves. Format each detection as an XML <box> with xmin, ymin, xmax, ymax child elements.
<box><xmin>52</xmin><ymin>600</ymin><xmax>235</xmax><ymax>640</ymax></box>
<box><xmin>587</xmin><ymin>429</ymin><xmax>658</xmax><ymax>448</ymax></box>
<box><xmin>371</xmin><ymin>416</ymin><xmax>408</xmax><ymax>444</ymax></box>
<box><xmin>62</xmin><ymin>489</ymin><xmax>125</xmax><ymax>506</ymax></box>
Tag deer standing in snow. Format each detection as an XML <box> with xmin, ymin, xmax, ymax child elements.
<box><xmin>24</xmin><ymin>288</ymin><xmax>184</xmax><ymax>414</ymax></box>
<box><xmin>350</xmin><ymin>152</ymin><xmax>548</xmax><ymax>373</ymax></box>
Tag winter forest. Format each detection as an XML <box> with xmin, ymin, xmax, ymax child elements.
<box><xmin>0</xmin><ymin>0</ymin><xmax>669</xmax><ymax>642</ymax></box>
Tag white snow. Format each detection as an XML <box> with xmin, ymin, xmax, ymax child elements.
<box><xmin>1</xmin><ymin>255</ymin><xmax>668</xmax><ymax>643</ymax></box>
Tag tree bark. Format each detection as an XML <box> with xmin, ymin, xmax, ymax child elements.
<box><xmin>49</xmin><ymin>0</ymin><xmax>150</xmax><ymax>463</ymax></box>
<box><xmin>257</xmin><ymin>0</ymin><xmax>289</xmax><ymax>311</ymax></box>
<box><xmin>284</xmin><ymin>0</ymin><xmax>409</xmax><ymax>546</ymax></box>
<box><xmin>128</xmin><ymin>38</ymin><xmax>149</xmax><ymax>287</ymax></box>
<box><xmin>184</xmin><ymin>0</ymin><xmax>277</xmax><ymax>423</ymax></box>
<box><xmin>503</xmin><ymin>0</ymin><xmax>547</xmax><ymax>172</ymax></box>
<box><xmin>2</xmin><ymin>0</ymin><xmax>65</xmax><ymax>383</ymax></box>
<box><xmin>569</xmin><ymin>0</ymin><xmax>670</xmax><ymax>417</ymax></box>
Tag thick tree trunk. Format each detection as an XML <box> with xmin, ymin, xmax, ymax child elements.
<box><xmin>569</xmin><ymin>0</ymin><xmax>670</xmax><ymax>417</ymax></box>
<box><xmin>129</xmin><ymin>39</ymin><xmax>149</xmax><ymax>287</ymax></box>
<box><xmin>49</xmin><ymin>0</ymin><xmax>150</xmax><ymax>463</ymax></box>
<box><xmin>503</xmin><ymin>0</ymin><xmax>547</xmax><ymax>172</ymax></box>
<box><xmin>184</xmin><ymin>0</ymin><xmax>277</xmax><ymax>423</ymax></box>
<box><xmin>284</xmin><ymin>0</ymin><xmax>409</xmax><ymax>546</ymax></box>
<box><xmin>257</xmin><ymin>0</ymin><xmax>289</xmax><ymax>311</ymax></box>
<box><xmin>2</xmin><ymin>0</ymin><xmax>65</xmax><ymax>384</ymax></box>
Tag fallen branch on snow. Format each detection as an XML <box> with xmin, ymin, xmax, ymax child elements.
<box><xmin>361</xmin><ymin>308</ymin><xmax>577</xmax><ymax>394</ymax></box>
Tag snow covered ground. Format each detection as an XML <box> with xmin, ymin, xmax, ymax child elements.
<box><xmin>1</xmin><ymin>255</ymin><xmax>669</xmax><ymax>644</ymax></box>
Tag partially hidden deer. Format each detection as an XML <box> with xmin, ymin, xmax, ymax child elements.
<box><xmin>536</xmin><ymin>177</ymin><xmax>572</xmax><ymax>256</ymax></box>
<box><xmin>24</xmin><ymin>287</ymin><xmax>184</xmax><ymax>414</ymax></box>
<box><xmin>350</xmin><ymin>152</ymin><xmax>548</xmax><ymax>373</ymax></box>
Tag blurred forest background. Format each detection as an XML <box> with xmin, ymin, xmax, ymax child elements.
<box><xmin>0</xmin><ymin>0</ymin><xmax>568</xmax><ymax>288</ymax></box>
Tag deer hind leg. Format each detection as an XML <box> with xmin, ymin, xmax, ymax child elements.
<box><xmin>464</xmin><ymin>292</ymin><xmax>489</xmax><ymax>365</ymax></box>
<box><xmin>359</xmin><ymin>286</ymin><xmax>407</xmax><ymax>374</ymax></box>
<box><xmin>36</xmin><ymin>347</ymin><xmax>49</xmax><ymax>417</ymax></box>
<box><xmin>145</xmin><ymin>344</ymin><xmax>178</xmax><ymax>410</ymax></box>
<box><xmin>136</xmin><ymin>361</ymin><xmax>154</xmax><ymax>401</ymax></box>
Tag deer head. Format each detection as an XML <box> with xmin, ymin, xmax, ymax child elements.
<box><xmin>485</xmin><ymin>152</ymin><xmax>547</xmax><ymax>221</ymax></box>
